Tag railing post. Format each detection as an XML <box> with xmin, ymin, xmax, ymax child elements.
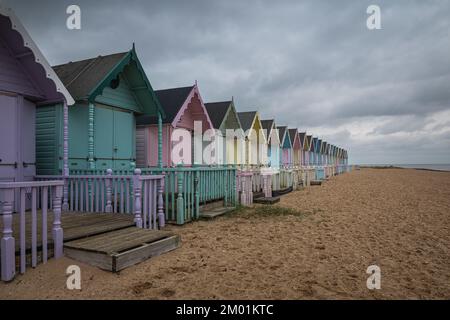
<box><xmin>1</xmin><ymin>188</ymin><xmax>15</xmax><ymax>282</ymax></box>
<box><xmin>52</xmin><ymin>185</ymin><xmax>64</xmax><ymax>259</ymax></box>
<box><xmin>157</xmin><ymin>177</ymin><xmax>165</xmax><ymax>228</ymax></box>
<box><xmin>194</xmin><ymin>170</ymin><xmax>200</xmax><ymax>219</ymax></box>
<box><xmin>105</xmin><ymin>169</ymin><xmax>113</xmax><ymax>213</ymax></box>
<box><xmin>133</xmin><ymin>169</ymin><xmax>143</xmax><ymax>228</ymax></box>
<box><xmin>176</xmin><ymin>169</ymin><xmax>185</xmax><ymax>225</ymax></box>
<box><xmin>62</xmin><ymin>99</ymin><xmax>69</xmax><ymax>212</ymax></box>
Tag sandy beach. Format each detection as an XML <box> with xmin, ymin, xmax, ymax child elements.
<box><xmin>1</xmin><ymin>168</ymin><xmax>449</xmax><ymax>299</ymax></box>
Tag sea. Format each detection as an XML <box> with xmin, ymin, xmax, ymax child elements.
<box><xmin>362</xmin><ymin>164</ymin><xmax>450</xmax><ymax>172</ymax></box>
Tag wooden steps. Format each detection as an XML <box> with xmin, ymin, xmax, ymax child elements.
<box><xmin>272</xmin><ymin>186</ymin><xmax>293</xmax><ymax>197</ymax></box>
<box><xmin>200</xmin><ymin>206</ymin><xmax>236</xmax><ymax>219</ymax></box>
<box><xmin>253</xmin><ymin>196</ymin><xmax>280</xmax><ymax>205</ymax></box>
<box><xmin>64</xmin><ymin>227</ymin><xmax>180</xmax><ymax>272</ymax></box>
<box><xmin>310</xmin><ymin>180</ymin><xmax>323</xmax><ymax>186</ymax></box>
<box><xmin>1</xmin><ymin>212</ymin><xmax>180</xmax><ymax>272</ymax></box>
<box><xmin>252</xmin><ymin>192</ymin><xmax>264</xmax><ymax>201</ymax></box>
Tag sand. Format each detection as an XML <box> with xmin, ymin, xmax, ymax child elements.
<box><xmin>1</xmin><ymin>168</ymin><xmax>450</xmax><ymax>299</ymax></box>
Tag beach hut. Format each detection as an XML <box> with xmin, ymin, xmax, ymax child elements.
<box><xmin>35</xmin><ymin>46</ymin><xmax>164</xmax><ymax>174</ymax></box>
<box><xmin>0</xmin><ymin>5</ymin><xmax>75</xmax><ymax>280</ymax></box>
<box><xmin>288</xmin><ymin>129</ymin><xmax>301</xmax><ymax>167</ymax></box>
<box><xmin>277</xmin><ymin>126</ymin><xmax>292</xmax><ymax>168</ymax></box>
<box><xmin>298</xmin><ymin>132</ymin><xmax>306</xmax><ymax>166</ymax></box>
<box><xmin>320</xmin><ymin>141</ymin><xmax>327</xmax><ymax>166</ymax></box>
<box><xmin>261</xmin><ymin>120</ymin><xmax>281</xmax><ymax>168</ymax></box>
<box><xmin>306</xmin><ymin>135</ymin><xmax>313</xmax><ymax>166</ymax></box>
<box><xmin>311</xmin><ymin>137</ymin><xmax>319</xmax><ymax>166</ymax></box>
<box><xmin>237</xmin><ymin>111</ymin><xmax>266</xmax><ymax>167</ymax></box>
<box><xmin>204</xmin><ymin>100</ymin><xmax>243</xmax><ymax>165</ymax></box>
<box><xmin>0</xmin><ymin>7</ymin><xmax>75</xmax><ymax>183</ymax></box>
<box><xmin>136</xmin><ymin>84</ymin><xmax>213</xmax><ymax>167</ymax></box>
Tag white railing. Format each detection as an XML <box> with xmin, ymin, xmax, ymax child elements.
<box><xmin>0</xmin><ymin>180</ymin><xmax>64</xmax><ymax>282</ymax></box>
<box><xmin>36</xmin><ymin>169</ymin><xmax>165</xmax><ymax>230</ymax></box>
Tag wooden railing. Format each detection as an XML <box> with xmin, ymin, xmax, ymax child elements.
<box><xmin>69</xmin><ymin>166</ymin><xmax>237</xmax><ymax>225</ymax></box>
<box><xmin>37</xmin><ymin>170</ymin><xmax>165</xmax><ymax>229</ymax></box>
<box><xmin>0</xmin><ymin>180</ymin><xmax>64</xmax><ymax>282</ymax></box>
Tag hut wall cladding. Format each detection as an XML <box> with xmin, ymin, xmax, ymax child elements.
<box><xmin>0</xmin><ymin>38</ymin><xmax>40</xmax><ymax>97</ymax></box>
<box><xmin>138</xmin><ymin>124</ymin><xmax>171</xmax><ymax>167</ymax></box>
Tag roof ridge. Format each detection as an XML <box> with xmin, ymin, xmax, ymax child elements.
<box><xmin>155</xmin><ymin>85</ymin><xmax>195</xmax><ymax>93</ymax></box>
<box><xmin>65</xmin><ymin>56</ymin><xmax>101</xmax><ymax>88</ymax></box>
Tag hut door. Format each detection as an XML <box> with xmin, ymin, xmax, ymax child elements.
<box><xmin>20</xmin><ymin>98</ymin><xmax>36</xmax><ymax>182</ymax></box>
<box><xmin>113</xmin><ymin>110</ymin><xmax>133</xmax><ymax>169</ymax></box>
<box><xmin>0</xmin><ymin>94</ymin><xmax>18</xmax><ymax>182</ymax></box>
<box><xmin>94</xmin><ymin>106</ymin><xmax>114</xmax><ymax>170</ymax></box>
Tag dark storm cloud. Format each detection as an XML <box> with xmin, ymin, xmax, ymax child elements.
<box><xmin>7</xmin><ymin>0</ymin><xmax>450</xmax><ymax>163</ymax></box>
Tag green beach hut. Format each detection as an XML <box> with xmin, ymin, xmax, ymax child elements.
<box><xmin>36</xmin><ymin>46</ymin><xmax>164</xmax><ymax>174</ymax></box>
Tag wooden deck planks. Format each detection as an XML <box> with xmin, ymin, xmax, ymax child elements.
<box><xmin>64</xmin><ymin>227</ymin><xmax>174</xmax><ymax>253</ymax></box>
<box><xmin>0</xmin><ymin>212</ymin><xmax>135</xmax><ymax>252</ymax></box>
<box><xmin>64</xmin><ymin>228</ymin><xmax>180</xmax><ymax>272</ymax></box>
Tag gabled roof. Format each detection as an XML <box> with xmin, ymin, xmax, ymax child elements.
<box><xmin>0</xmin><ymin>6</ymin><xmax>74</xmax><ymax>105</ymax></box>
<box><xmin>322</xmin><ymin>141</ymin><xmax>327</xmax><ymax>154</ymax></box>
<box><xmin>298</xmin><ymin>132</ymin><xmax>307</xmax><ymax>149</ymax></box>
<box><xmin>237</xmin><ymin>111</ymin><xmax>257</xmax><ymax>132</ymax></box>
<box><xmin>288</xmin><ymin>129</ymin><xmax>299</xmax><ymax>148</ymax></box>
<box><xmin>136</xmin><ymin>86</ymin><xmax>193</xmax><ymax>125</ymax></box>
<box><xmin>277</xmin><ymin>126</ymin><xmax>291</xmax><ymax>148</ymax></box>
<box><xmin>53</xmin><ymin>52</ymin><xmax>127</xmax><ymax>100</ymax></box>
<box><xmin>261</xmin><ymin>119</ymin><xmax>280</xmax><ymax>144</ymax></box>
<box><xmin>53</xmin><ymin>46</ymin><xmax>163</xmax><ymax>116</ymax></box>
<box><xmin>261</xmin><ymin>119</ymin><xmax>274</xmax><ymax>134</ymax></box>
<box><xmin>313</xmin><ymin>137</ymin><xmax>321</xmax><ymax>153</ymax></box>
<box><xmin>204</xmin><ymin>101</ymin><xmax>232</xmax><ymax>129</ymax></box>
<box><xmin>306</xmin><ymin>135</ymin><xmax>313</xmax><ymax>151</ymax></box>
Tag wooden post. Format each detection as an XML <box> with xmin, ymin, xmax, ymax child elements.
<box><xmin>133</xmin><ymin>169</ymin><xmax>143</xmax><ymax>228</ymax></box>
<box><xmin>158</xmin><ymin>111</ymin><xmax>163</xmax><ymax>169</ymax></box>
<box><xmin>1</xmin><ymin>188</ymin><xmax>15</xmax><ymax>282</ymax></box>
<box><xmin>105</xmin><ymin>169</ymin><xmax>113</xmax><ymax>213</ymax></box>
<box><xmin>88</xmin><ymin>102</ymin><xmax>95</xmax><ymax>170</ymax></box>
<box><xmin>52</xmin><ymin>185</ymin><xmax>64</xmax><ymax>259</ymax></box>
<box><xmin>62</xmin><ymin>99</ymin><xmax>69</xmax><ymax>211</ymax></box>
<box><xmin>176</xmin><ymin>169</ymin><xmax>184</xmax><ymax>225</ymax></box>
<box><xmin>157</xmin><ymin>178</ymin><xmax>165</xmax><ymax>228</ymax></box>
<box><xmin>194</xmin><ymin>170</ymin><xmax>200</xmax><ymax>219</ymax></box>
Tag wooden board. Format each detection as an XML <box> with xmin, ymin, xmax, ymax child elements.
<box><xmin>64</xmin><ymin>227</ymin><xmax>180</xmax><ymax>272</ymax></box>
<box><xmin>200</xmin><ymin>207</ymin><xmax>236</xmax><ymax>219</ymax></box>
<box><xmin>253</xmin><ymin>197</ymin><xmax>280</xmax><ymax>205</ymax></box>
<box><xmin>0</xmin><ymin>212</ymin><xmax>135</xmax><ymax>253</ymax></box>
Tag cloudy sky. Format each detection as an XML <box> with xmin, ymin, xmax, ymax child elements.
<box><xmin>8</xmin><ymin>0</ymin><xmax>450</xmax><ymax>164</ymax></box>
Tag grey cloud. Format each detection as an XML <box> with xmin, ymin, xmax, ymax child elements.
<box><xmin>7</xmin><ymin>0</ymin><xmax>450</xmax><ymax>164</ymax></box>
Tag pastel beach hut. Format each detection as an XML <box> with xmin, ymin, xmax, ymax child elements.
<box><xmin>0</xmin><ymin>7</ymin><xmax>74</xmax><ymax>183</ymax></box>
<box><xmin>237</xmin><ymin>111</ymin><xmax>266</xmax><ymax>168</ymax></box>
<box><xmin>298</xmin><ymin>132</ymin><xmax>306</xmax><ymax>167</ymax></box>
<box><xmin>306</xmin><ymin>135</ymin><xmax>314</xmax><ymax>166</ymax></box>
<box><xmin>312</xmin><ymin>137</ymin><xmax>319</xmax><ymax>166</ymax></box>
<box><xmin>277</xmin><ymin>126</ymin><xmax>292</xmax><ymax>168</ymax></box>
<box><xmin>35</xmin><ymin>46</ymin><xmax>164</xmax><ymax>174</ymax></box>
<box><xmin>288</xmin><ymin>129</ymin><xmax>301</xmax><ymax>168</ymax></box>
<box><xmin>260</xmin><ymin>119</ymin><xmax>281</xmax><ymax>169</ymax></box>
<box><xmin>136</xmin><ymin>84</ymin><xmax>213</xmax><ymax>167</ymax></box>
<box><xmin>0</xmin><ymin>6</ymin><xmax>74</xmax><ymax>281</ymax></box>
<box><xmin>204</xmin><ymin>100</ymin><xmax>243</xmax><ymax>166</ymax></box>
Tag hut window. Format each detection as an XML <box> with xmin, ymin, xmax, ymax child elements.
<box><xmin>110</xmin><ymin>77</ymin><xmax>120</xmax><ymax>89</ymax></box>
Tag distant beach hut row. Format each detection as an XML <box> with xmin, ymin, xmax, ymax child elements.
<box><xmin>0</xmin><ymin>7</ymin><xmax>349</xmax><ymax>280</ymax></box>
